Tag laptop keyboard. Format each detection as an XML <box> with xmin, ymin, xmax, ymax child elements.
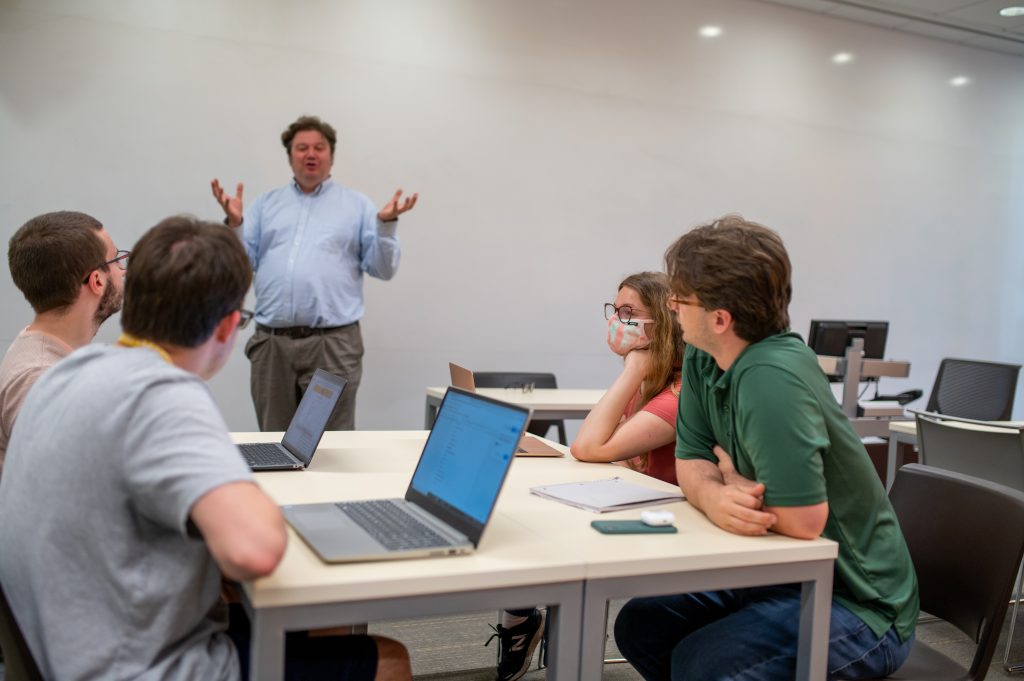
<box><xmin>238</xmin><ymin>443</ymin><xmax>294</xmax><ymax>468</ymax></box>
<box><xmin>336</xmin><ymin>500</ymin><xmax>455</xmax><ymax>551</ymax></box>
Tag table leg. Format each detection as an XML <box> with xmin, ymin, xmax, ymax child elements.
<box><xmin>248</xmin><ymin>608</ymin><xmax>286</xmax><ymax>681</ymax></box>
<box><xmin>424</xmin><ymin>395</ymin><xmax>442</xmax><ymax>429</ymax></box>
<box><xmin>886</xmin><ymin>431</ymin><xmax>917</xmax><ymax>491</ymax></box>
<box><xmin>795</xmin><ymin>562</ymin><xmax>834</xmax><ymax>681</ymax></box>
<box><xmin>886</xmin><ymin>435</ymin><xmax>900</xmax><ymax>492</ymax></box>
<box><xmin>544</xmin><ymin>585</ymin><xmax>583</xmax><ymax>680</ymax></box>
<box><xmin>579</xmin><ymin>585</ymin><xmax>611</xmax><ymax>680</ymax></box>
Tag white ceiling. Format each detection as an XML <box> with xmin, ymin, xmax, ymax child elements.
<box><xmin>756</xmin><ymin>0</ymin><xmax>1024</xmax><ymax>55</ymax></box>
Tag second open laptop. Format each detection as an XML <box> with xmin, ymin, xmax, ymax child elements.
<box><xmin>283</xmin><ymin>387</ymin><xmax>529</xmax><ymax>564</ymax></box>
<box><xmin>449</xmin><ymin>362</ymin><xmax>564</xmax><ymax>457</ymax></box>
<box><xmin>237</xmin><ymin>368</ymin><xmax>347</xmax><ymax>471</ymax></box>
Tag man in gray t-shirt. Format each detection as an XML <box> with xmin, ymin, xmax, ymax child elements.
<box><xmin>0</xmin><ymin>216</ymin><xmax>410</xmax><ymax>681</ymax></box>
<box><xmin>0</xmin><ymin>344</ymin><xmax>251</xmax><ymax>679</ymax></box>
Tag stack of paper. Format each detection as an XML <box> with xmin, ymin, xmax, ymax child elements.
<box><xmin>530</xmin><ymin>477</ymin><xmax>684</xmax><ymax>513</ymax></box>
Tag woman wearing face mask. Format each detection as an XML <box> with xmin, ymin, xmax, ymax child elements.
<box><xmin>569</xmin><ymin>271</ymin><xmax>684</xmax><ymax>485</ymax></box>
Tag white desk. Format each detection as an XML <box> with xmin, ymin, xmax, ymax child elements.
<box><xmin>237</xmin><ymin>431</ymin><xmax>585</xmax><ymax>681</ymax></box>
<box><xmin>240</xmin><ymin>431</ymin><xmax>837</xmax><ymax>681</ymax></box>
<box><xmin>424</xmin><ymin>387</ymin><xmax>605</xmax><ymax>428</ymax></box>
<box><xmin>498</xmin><ymin>451</ymin><xmax>837</xmax><ymax>681</ymax></box>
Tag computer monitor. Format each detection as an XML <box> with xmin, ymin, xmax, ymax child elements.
<box><xmin>807</xmin><ymin>320</ymin><xmax>889</xmax><ymax>378</ymax></box>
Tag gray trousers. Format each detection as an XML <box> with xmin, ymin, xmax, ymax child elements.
<box><xmin>245</xmin><ymin>323</ymin><xmax>363</xmax><ymax>431</ymax></box>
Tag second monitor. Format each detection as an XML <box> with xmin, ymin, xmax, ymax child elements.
<box><xmin>807</xmin><ymin>321</ymin><xmax>889</xmax><ymax>383</ymax></box>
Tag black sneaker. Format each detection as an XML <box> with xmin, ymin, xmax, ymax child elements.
<box><xmin>484</xmin><ymin>609</ymin><xmax>546</xmax><ymax>681</ymax></box>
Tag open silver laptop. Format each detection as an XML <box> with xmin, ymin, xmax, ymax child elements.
<box><xmin>448</xmin><ymin>362</ymin><xmax>564</xmax><ymax>457</ymax></box>
<box><xmin>238</xmin><ymin>368</ymin><xmax>346</xmax><ymax>471</ymax></box>
<box><xmin>283</xmin><ymin>387</ymin><xmax>528</xmax><ymax>563</ymax></box>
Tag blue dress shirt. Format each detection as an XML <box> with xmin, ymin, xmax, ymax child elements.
<box><xmin>240</xmin><ymin>178</ymin><xmax>400</xmax><ymax>328</ymax></box>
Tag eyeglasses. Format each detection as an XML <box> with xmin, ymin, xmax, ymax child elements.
<box><xmin>81</xmin><ymin>250</ymin><xmax>130</xmax><ymax>284</ymax></box>
<box><xmin>238</xmin><ymin>309</ymin><xmax>255</xmax><ymax>330</ymax></box>
<box><xmin>604</xmin><ymin>303</ymin><xmax>652</xmax><ymax>325</ymax></box>
<box><xmin>667</xmin><ymin>296</ymin><xmax>704</xmax><ymax>310</ymax></box>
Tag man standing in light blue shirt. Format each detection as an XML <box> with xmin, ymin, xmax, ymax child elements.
<box><xmin>212</xmin><ymin>115</ymin><xmax>417</xmax><ymax>430</ymax></box>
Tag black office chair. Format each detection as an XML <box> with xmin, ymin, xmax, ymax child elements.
<box><xmin>0</xmin><ymin>580</ymin><xmax>45</xmax><ymax>681</ymax></box>
<box><xmin>472</xmin><ymin>372</ymin><xmax>567</xmax><ymax>445</ymax></box>
<box><xmin>925</xmin><ymin>358</ymin><xmax>1021</xmax><ymax>421</ymax></box>
<box><xmin>913</xmin><ymin>411</ymin><xmax>1024</xmax><ymax>672</ymax></box>
<box><xmin>871</xmin><ymin>464</ymin><xmax>1024</xmax><ymax>680</ymax></box>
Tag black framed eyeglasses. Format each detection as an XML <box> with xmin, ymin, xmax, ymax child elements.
<box><xmin>604</xmin><ymin>303</ymin><xmax>631</xmax><ymax>323</ymax></box>
<box><xmin>81</xmin><ymin>250</ymin><xmax>130</xmax><ymax>284</ymax></box>
<box><xmin>238</xmin><ymin>309</ymin><xmax>255</xmax><ymax>330</ymax></box>
<box><xmin>604</xmin><ymin>303</ymin><xmax>653</xmax><ymax>326</ymax></box>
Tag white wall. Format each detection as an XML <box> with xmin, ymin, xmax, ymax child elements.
<box><xmin>1</xmin><ymin>0</ymin><xmax>1022</xmax><ymax>431</ymax></box>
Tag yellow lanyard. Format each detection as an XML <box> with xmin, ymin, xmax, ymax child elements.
<box><xmin>117</xmin><ymin>333</ymin><xmax>172</xmax><ymax>365</ymax></box>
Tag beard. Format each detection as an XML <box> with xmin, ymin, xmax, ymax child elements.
<box><xmin>94</xmin><ymin>280</ymin><xmax>124</xmax><ymax>325</ymax></box>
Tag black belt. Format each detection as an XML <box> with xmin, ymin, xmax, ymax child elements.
<box><xmin>256</xmin><ymin>322</ymin><xmax>356</xmax><ymax>339</ymax></box>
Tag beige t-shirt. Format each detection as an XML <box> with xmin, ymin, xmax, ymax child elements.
<box><xmin>0</xmin><ymin>329</ymin><xmax>72</xmax><ymax>469</ymax></box>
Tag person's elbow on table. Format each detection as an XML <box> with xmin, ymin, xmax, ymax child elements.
<box><xmin>766</xmin><ymin>502</ymin><xmax>829</xmax><ymax>540</ymax></box>
<box><xmin>191</xmin><ymin>481</ymin><xmax>289</xmax><ymax>581</ymax></box>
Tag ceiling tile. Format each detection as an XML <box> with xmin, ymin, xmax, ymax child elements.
<box><xmin>962</xmin><ymin>33</ymin><xmax>1024</xmax><ymax>53</ymax></box>
<box><xmin>752</xmin><ymin>0</ymin><xmax>1024</xmax><ymax>56</ymax></box>
<box><xmin>758</xmin><ymin>0</ymin><xmax>835</xmax><ymax>10</ymax></box>
<box><xmin>945</xmin><ymin>0</ymin><xmax>1024</xmax><ymax>28</ymax></box>
<box><xmin>878</xmin><ymin>0</ymin><xmax>985</xmax><ymax>13</ymax></box>
<box><xmin>826</xmin><ymin>5</ymin><xmax>912</xmax><ymax>27</ymax></box>
<box><xmin>899</xmin><ymin>19</ymin><xmax>986</xmax><ymax>41</ymax></box>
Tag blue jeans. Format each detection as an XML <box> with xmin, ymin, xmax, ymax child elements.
<box><xmin>614</xmin><ymin>585</ymin><xmax>913</xmax><ymax>681</ymax></box>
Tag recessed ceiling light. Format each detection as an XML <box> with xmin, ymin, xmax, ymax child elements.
<box><xmin>699</xmin><ymin>25</ymin><xmax>723</xmax><ymax>38</ymax></box>
<box><xmin>999</xmin><ymin>6</ymin><xmax>1024</xmax><ymax>17</ymax></box>
<box><xmin>949</xmin><ymin>75</ymin><xmax>971</xmax><ymax>87</ymax></box>
<box><xmin>832</xmin><ymin>52</ymin><xmax>854</xmax><ymax>64</ymax></box>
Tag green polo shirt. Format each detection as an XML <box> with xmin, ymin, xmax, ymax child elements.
<box><xmin>676</xmin><ymin>332</ymin><xmax>919</xmax><ymax>641</ymax></box>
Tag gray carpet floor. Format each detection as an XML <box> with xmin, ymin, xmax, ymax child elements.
<box><xmin>366</xmin><ymin>602</ymin><xmax>1024</xmax><ymax>680</ymax></box>
<box><xmin>4</xmin><ymin>604</ymin><xmax>1024</xmax><ymax>679</ymax></box>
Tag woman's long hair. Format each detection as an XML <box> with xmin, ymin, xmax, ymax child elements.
<box><xmin>619</xmin><ymin>271</ymin><xmax>685</xmax><ymax>408</ymax></box>
<box><xmin>618</xmin><ymin>272</ymin><xmax>685</xmax><ymax>475</ymax></box>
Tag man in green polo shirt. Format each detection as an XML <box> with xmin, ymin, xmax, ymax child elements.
<box><xmin>613</xmin><ymin>216</ymin><xmax>918</xmax><ymax>680</ymax></box>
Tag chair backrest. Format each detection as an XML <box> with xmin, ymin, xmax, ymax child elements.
<box><xmin>472</xmin><ymin>372</ymin><xmax>565</xmax><ymax>444</ymax></box>
<box><xmin>925</xmin><ymin>358</ymin><xmax>1021</xmax><ymax>421</ymax></box>
<box><xmin>914</xmin><ymin>411</ymin><xmax>1024</xmax><ymax>492</ymax></box>
<box><xmin>472</xmin><ymin>372</ymin><xmax>558</xmax><ymax>391</ymax></box>
<box><xmin>0</xmin><ymin>580</ymin><xmax>46</xmax><ymax>681</ymax></box>
<box><xmin>889</xmin><ymin>464</ymin><xmax>1024</xmax><ymax>680</ymax></box>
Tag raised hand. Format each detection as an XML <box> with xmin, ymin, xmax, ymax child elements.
<box><xmin>211</xmin><ymin>179</ymin><xmax>244</xmax><ymax>228</ymax></box>
<box><xmin>377</xmin><ymin>188</ymin><xmax>419</xmax><ymax>222</ymax></box>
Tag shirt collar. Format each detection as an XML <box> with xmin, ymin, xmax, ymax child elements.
<box><xmin>291</xmin><ymin>176</ymin><xmax>334</xmax><ymax>196</ymax></box>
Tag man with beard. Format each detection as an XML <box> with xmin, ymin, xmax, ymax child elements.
<box><xmin>0</xmin><ymin>211</ymin><xmax>126</xmax><ymax>469</ymax></box>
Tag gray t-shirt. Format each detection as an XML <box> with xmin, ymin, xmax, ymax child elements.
<box><xmin>0</xmin><ymin>344</ymin><xmax>253</xmax><ymax>681</ymax></box>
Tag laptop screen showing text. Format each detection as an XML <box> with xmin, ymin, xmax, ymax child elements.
<box><xmin>281</xmin><ymin>371</ymin><xmax>345</xmax><ymax>465</ymax></box>
<box><xmin>409</xmin><ymin>390</ymin><xmax>526</xmax><ymax>524</ymax></box>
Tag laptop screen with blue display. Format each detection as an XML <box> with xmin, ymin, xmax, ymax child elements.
<box><xmin>408</xmin><ymin>389</ymin><xmax>528</xmax><ymax>524</ymax></box>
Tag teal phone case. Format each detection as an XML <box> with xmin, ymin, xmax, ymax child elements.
<box><xmin>591</xmin><ymin>520</ymin><xmax>677</xmax><ymax>534</ymax></box>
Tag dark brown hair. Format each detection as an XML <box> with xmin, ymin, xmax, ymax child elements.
<box><xmin>665</xmin><ymin>215</ymin><xmax>792</xmax><ymax>343</ymax></box>
<box><xmin>281</xmin><ymin>115</ymin><xmax>337</xmax><ymax>156</ymax></box>
<box><xmin>8</xmin><ymin>211</ymin><xmax>106</xmax><ymax>314</ymax></box>
<box><xmin>122</xmin><ymin>216</ymin><xmax>252</xmax><ymax>347</ymax></box>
